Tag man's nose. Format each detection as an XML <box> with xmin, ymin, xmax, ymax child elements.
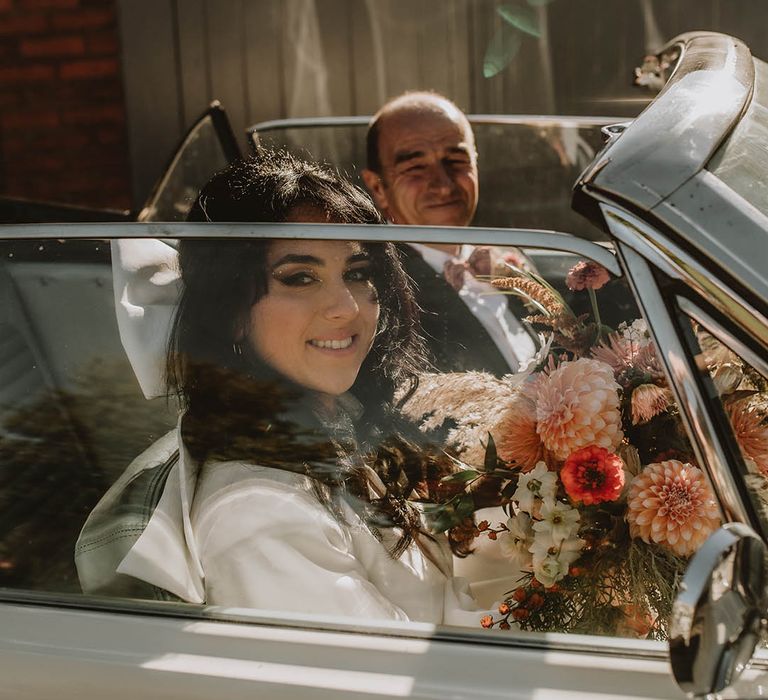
<box><xmin>322</xmin><ymin>282</ymin><xmax>359</xmax><ymax>320</ymax></box>
<box><xmin>427</xmin><ymin>163</ymin><xmax>454</xmax><ymax>194</ymax></box>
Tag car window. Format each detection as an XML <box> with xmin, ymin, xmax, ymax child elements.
<box><xmin>677</xmin><ymin>301</ymin><xmax>768</xmax><ymax>536</ymax></box>
<box><xmin>0</xmin><ymin>228</ymin><xmax>719</xmax><ymax>647</ymax></box>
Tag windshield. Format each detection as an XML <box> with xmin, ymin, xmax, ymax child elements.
<box><xmin>253</xmin><ymin>119</ymin><xmax>609</xmax><ymax>239</ymax></box>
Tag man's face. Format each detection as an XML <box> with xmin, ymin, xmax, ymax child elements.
<box><xmin>362</xmin><ymin>108</ymin><xmax>478</xmax><ymax>227</ymax></box>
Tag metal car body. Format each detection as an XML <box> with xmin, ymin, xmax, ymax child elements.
<box><xmin>0</xmin><ymin>30</ymin><xmax>767</xmax><ymax>700</ymax></box>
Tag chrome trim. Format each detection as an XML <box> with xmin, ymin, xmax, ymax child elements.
<box><xmin>578</xmin><ymin>32</ymin><xmax>754</xmax><ymax>210</ymax></box>
<box><xmin>247</xmin><ymin>114</ymin><xmax>620</xmax><ymax>136</ymax></box>
<box><xmin>615</xmin><ymin>242</ymin><xmax>752</xmax><ymax>525</ymax></box>
<box><xmin>600</xmin><ymin>204</ymin><xmax>768</xmax><ymax>347</ymax></box>
<box><xmin>0</xmin><ymin>223</ymin><xmax>622</xmax><ymax>275</ymax></box>
<box><xmin>0</xmin><ymin>588</ymin><xmax>668</xmax><ymax>659</ymax></box>
<box><xmin>677</xmin><ymin>296</ymin><xmax>768</xmax><ymax>381</ymax></box>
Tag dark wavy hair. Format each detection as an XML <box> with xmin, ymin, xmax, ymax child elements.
<box><xmin>168</xmin><ymin>150</ymin><xmax>450</xmax><ymax>556</ymax></box>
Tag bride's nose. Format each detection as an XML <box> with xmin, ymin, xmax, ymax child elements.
<box><xmin>322</xmin><ymin>281</ymin><xmax>359</xmax><ymax>320</ymax></box>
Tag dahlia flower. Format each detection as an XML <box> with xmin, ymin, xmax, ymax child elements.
<box><xmin>591</xmin><ymin>330</ymin><xmax>665</xmax><ymax>384</ymax></box>
<box><xmin>630</xmin><ymin>384</ymin><xmax>673</xmax><ymax>425</ymax></box>
<box><xmin>535</xmin><ymin>358</ymin><xmax>623</xmax><ymax>460</ymax></box>
<box><xmin>494</xmin><ymin>394</ymin><xmax>544</xmax><ymax>470</ymax></box>
<box><xmin>566</xmin><ymin>260</ymin><xmax>610</xmax><ymax>291</ymax></box>
<box><xmin>728</xmin><ymin>399</ymin><xmax>768</xmax><ymax>476</ymax></box>
<box><xmin>513</xmin><ymin>461</ymin><xmax>557</xmax><ymax>514</ymax></box>
<box><xmin>626</xmin><ymin>460</ymin><xmax>720</xmax><ymax>557</ymax></box>
<box><xmin>561</xmin><ymin>445</ymin><xmax>625</xmax><ymax>505</ymax></box>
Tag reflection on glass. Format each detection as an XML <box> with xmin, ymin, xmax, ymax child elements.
<box><xmin>685</xmin><ymin>318</ymin><xmax>768</xmax><ymax>531</ymax></box>
<box><xmin>708</xmin><ymin>59</ymin><xmax>768</xmax><ymax>219</ymax></box>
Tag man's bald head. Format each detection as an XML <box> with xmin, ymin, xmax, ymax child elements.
<box><xmin>366</xmin><ymin>92</ymin><xmax>475</xmax><ymax>173</ymax></box>
<box><xmin>362</xmin><ymin>91</ymin><xmax>478</xmax><ymax>228</ymax></box>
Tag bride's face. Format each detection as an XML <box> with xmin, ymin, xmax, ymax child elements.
<box><xmin>246</xmin><ymin>239</ymin><xmax>380</xmax><ymax>398</ymax></box>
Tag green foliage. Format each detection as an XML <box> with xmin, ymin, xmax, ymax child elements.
<box><xmin>483</xmin><ymin>24</ymin><xmax>522</xmax><ymax>78</ymax></box>
<box><xmin>498</xmin><ymin>2</ymin><xmax>541</xmax><ymax>37</ymax></box>
<box><xmin>423</xmin><ymin>493</ymin><xmax>476</xmax><ymax>533</ymax></box>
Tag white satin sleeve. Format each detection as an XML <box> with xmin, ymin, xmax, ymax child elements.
<box><xmin>191</xmin><ymin>472</ymin><xmax>411</xmax><ymax>621</ymax></box>
<box><xmin>111</xmin><ymin>239</ymin><xmax>179</xmax><ymax>399</ymax></box>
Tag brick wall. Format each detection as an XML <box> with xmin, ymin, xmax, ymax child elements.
<box><xmin>0</xmin><ymin>0</ymin><xmax>131</xmax><ymax>211</ymax></box>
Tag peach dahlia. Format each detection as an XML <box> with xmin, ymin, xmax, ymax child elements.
<box><xmin>626</xmin><ymin>460</ymin><xmax>720</xmax><ymax>557</ymax></box>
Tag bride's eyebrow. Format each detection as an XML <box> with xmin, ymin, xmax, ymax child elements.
<box><xmin>347</xmin><ymin>252</ymin><xmax>371</xmax><ymax>265</ymax></box>
<box><xmin>270</xmin><ymin>254</ymin><xmax>322</xmax><ymax>270</ymax></box>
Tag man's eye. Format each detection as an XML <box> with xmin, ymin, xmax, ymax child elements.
<box><xmin>280</xmin><ymin>271</ymin><xmax>316</xmax><ymax>286</ymax></box>
<box><xmin>345</xmin><ymin>267</ymin><xmax>373</xmax><ymax>282</ymax></box>
<box><xmin>447</xmin><ymin>158</ymin><xmax>470</xmax><ymax>167</ymax></box>
<box><xmin>403</xmin><ymin>164</ymin><xmax>426</xmax><ymax>173</ymax></box>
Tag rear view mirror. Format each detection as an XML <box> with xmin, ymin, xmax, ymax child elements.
<box><xmin>669</xmin><ymin>523</ymin><xmax>768</xmax><ymax>696</ymax></box>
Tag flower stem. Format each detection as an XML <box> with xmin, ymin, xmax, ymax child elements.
<box><xmin>588</xmin><ymin>288</ymin><xmax>602</xmax><ymax>338</ymax></box>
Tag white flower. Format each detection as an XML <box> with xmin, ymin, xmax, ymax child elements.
<box><xmin>532</xmin><ymin>499</ymin><xmax>581</xmax><ymax>543</ymax></box>
<box><xmin>533</xmin><ymin>555</ymin><xmax>569</xmax><ymax>588</ymax></box>
<box><xmin>619</xmin><ymin>318</ymin><xmax>648</xmax><ymax>340</ymax></box>
<box><xmin>529</xmin><ymin>530</ymin><xmax>560</xmax><ymax>563</ymax></box>
<box><xmin>512</xmin><ymin>462</ymin><xmax>557</xmax><ymax>513</ymax></box>
<box><xmin>530</xmin><ymin>534</ymin><xmax>585</xmax><ymax>587</ymax></box>
<box><xmin>555</xmin><ymin>535</ymin><xmax>585</xmax><ymax>567</ymax></box>
<box><xmin>498</xmin><ymin>513</ymin><xmax>534</xmax><ymax>570</ymax></box>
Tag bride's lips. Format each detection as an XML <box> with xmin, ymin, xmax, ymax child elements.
<box><xmin>307</xmin><ymin>334</ymin><xmax>358</xmax><ymax>354</ymax></box>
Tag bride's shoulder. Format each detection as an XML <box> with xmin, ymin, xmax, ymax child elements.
<box><xmin>194</xmin><ymin>460</ymin><xmax>327</xmax><ymax>515</ymax></box>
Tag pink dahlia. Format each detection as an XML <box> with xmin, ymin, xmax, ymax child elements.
<box><xmin>566</xmin><ymin>260</ymin><xmax>610</xmax><ymax>291</ymax></box>
<box><xmin>535</xmin><ymin>358</ymin><xmax>624</xmax><ymax>460</ymax></box>
<box><xmin>495</xmin><ymin>394</ymin><xmax>544</xmax><ymax>471</ymax></box>
<box><xmin>630</xmin><ymin>384</ymin><xmax>673</xmax><ymax>425</ymax></box>
<box><xmin>728</xmin><ymin>399</ymin><xmax>768</xmax><ymax>476</ymax></box>
<box><xmin>626</xmin><ymin>460</ymin><xmax>720</xmax><ymax>557</ymax></box>
<box><xmin>561</xmin><ymin>445</ymin><xmax>625</xmax><ymax>505</ymax></box>
<box><xmin>592</xmin><ymin>332</ymin><xmax>665</xmax><ymax>383</ymax></box>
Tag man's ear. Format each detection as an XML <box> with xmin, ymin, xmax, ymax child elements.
<box><xmin>361</xmin><ymin>169</ymin><xmax>389</xmax><ymax>213</ymax></box>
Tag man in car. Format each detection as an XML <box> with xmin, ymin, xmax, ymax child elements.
<box><xmin>361</xmin><ymin>91</ymin><xmax>536</xmax><ymax>376</ymax></box>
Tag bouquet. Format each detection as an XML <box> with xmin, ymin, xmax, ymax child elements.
<box><xmin>414</xmin><ymin>257</ymin><xmax>740</xmax><ymax>638</ymax></box>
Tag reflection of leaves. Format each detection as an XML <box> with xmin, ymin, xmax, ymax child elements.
<box><xmin>483</xmin><ymin>24</ymin><xmax>523</xmax><ymax>78</ymax></box>
<box><xmin>526</xmin><ymin>0</ymin><xmax>555</xmax><ymax>6</ymax></box>
<box><xmin>498</xmin><ymin>2</ymin><xmax>540</xmax><ymax>37</ymax></box>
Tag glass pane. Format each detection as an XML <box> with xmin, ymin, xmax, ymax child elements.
<box><xmin>680</xmin><ymin>312</ymin><xmax>768</xmax><ymax>534</ymax></box>
<box><xmin>0</xmin><ymin>239</ymin><xmax>176</xmax><ymax>592</ymax></box>
<box><xmin>0</xmin><ymin>233</ymin><xmax>714</xmax><ymax>643</ymax></box>
<box><xmin>139</xmin><ymin>115</ymin><xmax>233</xmax><ymax>222</ymax></box>
<box><xmin>254</xmin><ymin>121</ymin><xmax>607</xmax><ymax>239</ymax></box>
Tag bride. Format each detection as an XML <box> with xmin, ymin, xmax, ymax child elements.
<box><xmin>76</xmin><ymin>151</ymin><xmax>479</xmax><ymax>624</ymax></box>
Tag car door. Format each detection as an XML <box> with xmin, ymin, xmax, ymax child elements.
<box><xmin>3</xmin><ymin>218</ymin><xmax>758</xmax><ymax>699</ymax></box>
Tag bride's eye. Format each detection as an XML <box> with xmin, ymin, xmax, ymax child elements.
<box><xmin>345</xmin><ymin>266</ymin><xmax>373</xmax><ymax>283</ymax></box>
<box><xmin>278</xmin><ymin>270</ymin><xmax>317</xmax><ymax>286</ymax></box>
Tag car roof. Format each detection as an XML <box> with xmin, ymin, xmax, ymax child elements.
<box><xmin>575</xmin><ymin>31</ymin><xmax>768</xmax><ymax>313</ymax></box>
